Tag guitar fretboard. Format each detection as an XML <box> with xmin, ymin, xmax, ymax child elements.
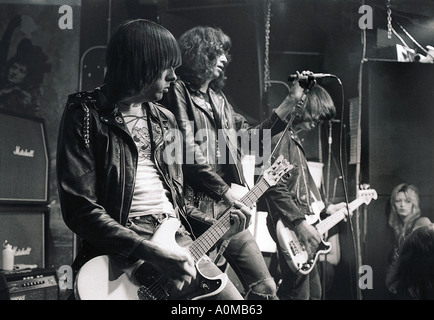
<box><xmin>188</xmin><ymin>178</ymin><xmax>270</xmax><ymax>261</ymax></box>
<box><xmin>316</xmin><ymin>197</ymin><xmax>367</xmax><ymax>235</ymax></box>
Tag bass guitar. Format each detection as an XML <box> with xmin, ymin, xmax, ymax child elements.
<box><xmin>276</xmin><ymin>187</ymin><xmax>377</xmax><ymax>275</ymax></box>
<box><xmin>75</xmin><ymin>155</ymin><xmax>293</xmax><ymax>300</ymax></box>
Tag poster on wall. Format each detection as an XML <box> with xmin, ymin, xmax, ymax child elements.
<box><xmin>0</xmin><ymin>0</ymin><xmax>81</xmax><ymax>267</ymax></box>
<box><xmin>0</xmin><ymin>0</ymin><xmax>80</xmax><ymax>120</ymax></box>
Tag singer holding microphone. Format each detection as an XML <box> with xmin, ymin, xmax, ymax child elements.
<box><xmin>258</xmin><ymin>74</ymin><xmax>347</xmax><ymax>300</ymax></box>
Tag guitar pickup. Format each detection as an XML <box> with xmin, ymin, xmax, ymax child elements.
<box><xmin>289</xmin><ymin>241</ymin><xmax>300</xmax><ymax>255</ymax></box>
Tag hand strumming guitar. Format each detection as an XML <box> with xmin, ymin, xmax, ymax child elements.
<box><xmin>296</xmin><ymin>202</ymin><xmax>348</xmax><ymax>257</ymax></box>
<box><xmin>295</xmin><ymin>220</ymin><xmax>322</xmax><ymax>257</ymax></box>
<box><xmin>133</xmin><ymin>238</ymin><xmax>196</xmax><ymax>292</ymax></box>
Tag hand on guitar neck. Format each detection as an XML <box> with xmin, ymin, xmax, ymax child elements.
<box><xmin>221</xmin><ymin>200</ymin><xmax>252</xmax><ymax>240</ymax></box>
<box><xmin>325</xmin><ymin>202</ymin><xmax>350</xmax><ymax>221</ymax></box>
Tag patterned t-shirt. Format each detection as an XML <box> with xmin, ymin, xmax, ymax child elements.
<box><xmin>121</xmin><ymin>103</ymin><xmax>176</xmax><ymax>218</ymax></box>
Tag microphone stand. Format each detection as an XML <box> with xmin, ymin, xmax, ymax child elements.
<box><xmin>264</xmin><ymin>80</ymin><xmax>316</xmax><ymax>170</ymax></box>
<box><xmin>321</xmin><ymin>120</ymin><xmax>333</xmax><ymax>300</ymax></box>
<box><xmin>326</xmin><ymin>121</ymin><xmax>333</xmax><ymax>204</ymax></box>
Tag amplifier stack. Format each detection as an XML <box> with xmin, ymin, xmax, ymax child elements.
<box><xmin>0</xmin><ymin>112</ymin><xmax>51</xmax><ymax>294</ymax></box>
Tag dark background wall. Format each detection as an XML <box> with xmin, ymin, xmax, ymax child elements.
<box><xmin>359</xmin><ymin>60</ymin><xmax>434</xmax><ymax>299</ymax></box>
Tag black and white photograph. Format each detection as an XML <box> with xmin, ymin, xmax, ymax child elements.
<box><xmin>0</xmin><ymin>0</ymin><xmax>433</xmax><ymax>307</ymax></box>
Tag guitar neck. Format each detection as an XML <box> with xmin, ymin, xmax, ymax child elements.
<box><xmin>188</xmin><ymin>178</ymin><xmax>270</xmax><ymax>261</ymax></box>
<box><xmin>315</xmin><ymin>197</ymin><xmax>367</xmax><ymax>236</ymax></box>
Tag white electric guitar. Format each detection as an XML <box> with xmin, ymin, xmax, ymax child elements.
<box><xmin>74</xmin><ymin>155</ymin><xmax>293</xmax><ymax>300</ymax></box>
<box><xmin>276</xmin><ymin>186</ymin><xmax>377</xmax><ymax>275</ymax></box>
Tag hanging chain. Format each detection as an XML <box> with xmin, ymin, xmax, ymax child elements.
<box><xmin>386</xmin><ymin>0</ymin><xmax>392</xmax><ymax>39</ymax></box>
<box><xmin>263</xmin><ymin>0</ymin><xmax>271</xmax><ymax>92</ymax></box>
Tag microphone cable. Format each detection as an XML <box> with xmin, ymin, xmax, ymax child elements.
<box><xmin>329</xmin><ymin>74</ymin><xmax>358</xmax><ymax>300</ymax></box>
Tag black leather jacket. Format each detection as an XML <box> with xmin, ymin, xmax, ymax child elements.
<box><xmin>166</xmin><ymin>80</ymin><xmax>288</xmax><ymax>193</ymax></box>
<box><xmin>56</xmin><ymin>86</ymin><xmax>228</xmax><ymax>269</ymax></box>
<box><xmin>258</xmin><ymin>129</ymin><xmax>323</xmax><ymax>240</ymax></box>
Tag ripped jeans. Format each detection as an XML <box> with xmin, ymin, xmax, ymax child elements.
<box><xmin>196</xmin><ymin>199</ymin><xmax>278</xmax><ymax>300</ymax></box>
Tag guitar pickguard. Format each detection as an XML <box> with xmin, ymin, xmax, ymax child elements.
<box><xmin>297</xmin><ymin>240</ymin><xmax>331</xmax><ymax>274</ymax></box>
<box><xmin>277</xmin><ymin>219</ymin><xmax>332</xmax><ymax>275</ymax></box>
<box><xmin>134</xmin><ymin>256</ymin><xmax>227</xmax><ymax>300</ymax></box>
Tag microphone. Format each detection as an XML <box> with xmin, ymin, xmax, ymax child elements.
<box><xmin>288</xmin><ymin>73</ymin><xmax>334</xmax><ymax>81</ymax></box>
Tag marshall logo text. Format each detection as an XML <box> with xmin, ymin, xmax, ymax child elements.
<box><xmin>13</xmin><ymin>146</ymin><xmax>35</xmax><ymax>158</ymax></box>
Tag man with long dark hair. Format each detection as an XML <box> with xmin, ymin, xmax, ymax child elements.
<box><xmin>57</xmin><ymin>19</ymin><xmax>250</xmax><ymax>300</ymax></box>
<box><xmin>259</xmin><ymin>82</ymin><xmax>346</xmax><ymax>300</ymax></box>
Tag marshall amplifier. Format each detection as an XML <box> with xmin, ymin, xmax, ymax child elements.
<box><xmin>0</xmin><ymin>268</ymin><xmax>58</xmax><ymax>300</ymax></box>
<box><xmin>0</xmin><ymin>207</ymin><xmax>47</xmax><ymax>269</ymax></box>
<box><xmin>0</xmin><ymin>112</ymin><xmax>49</xmax><ymax>204</ymax></box>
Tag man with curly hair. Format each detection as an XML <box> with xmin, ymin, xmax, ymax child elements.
<box><xmin>166</xmin><ymin>26</ymin><xmax>303</xmax><ymax>300</ymax></box>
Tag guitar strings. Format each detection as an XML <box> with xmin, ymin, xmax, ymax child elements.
<box><xmin>143</xmin><ymin>275</ymin><xmax>169</xmax><ymax>300</ymax></box>
<box><xmin>140</xmin><ymin>178</ymin><xmax>272</xmax><ymax>299</ymax></box>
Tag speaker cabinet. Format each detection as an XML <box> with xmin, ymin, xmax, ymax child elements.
<box><xmin>360</xmin><ymin>60</ymin><xmax>434</xmax><ymax>299</ymax></box>
<box><xmin>0</xmin><ymin>268</ymin><xmax>58</xmax><ymax>300</ymax></box>
<box><xmin>0</xmin><ymin>207</ymin><xmax>46</xmax><ymax>269</ymax></box>
<box><xmin>361</xmin><ymin>61</ymin><xmax>434</xmax><ymax>197</ymax></box>
<box><xmin>0</xmin><ymin>112</ymin><xmax>49</xmax><ymax>204</ymax></box>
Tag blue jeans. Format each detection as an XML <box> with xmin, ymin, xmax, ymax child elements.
<box><xmin>197</xmin><ymin>199</ymin><xmax>278</xmax><ymax>299</ymax></box>
<box><xmin>128</xmin><ymin>214</ymin><xmax>243</xmax><ymax>300</ymax></box>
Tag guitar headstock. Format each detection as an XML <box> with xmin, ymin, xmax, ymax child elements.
<box><xmin>357</xmin><ymin>184</ymin><xmax>378</xmax><ymax>205</ymax></box>
<box><xmin>263</xmin><ymin>155</ymin><xmax>294</xmax><ymax>187</ymax></box>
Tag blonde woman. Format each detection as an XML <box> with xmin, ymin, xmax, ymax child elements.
<box><xmin>388</xmin><ymin>183</ymin><xmax>431</xmax><ymax>259</ymax></box>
